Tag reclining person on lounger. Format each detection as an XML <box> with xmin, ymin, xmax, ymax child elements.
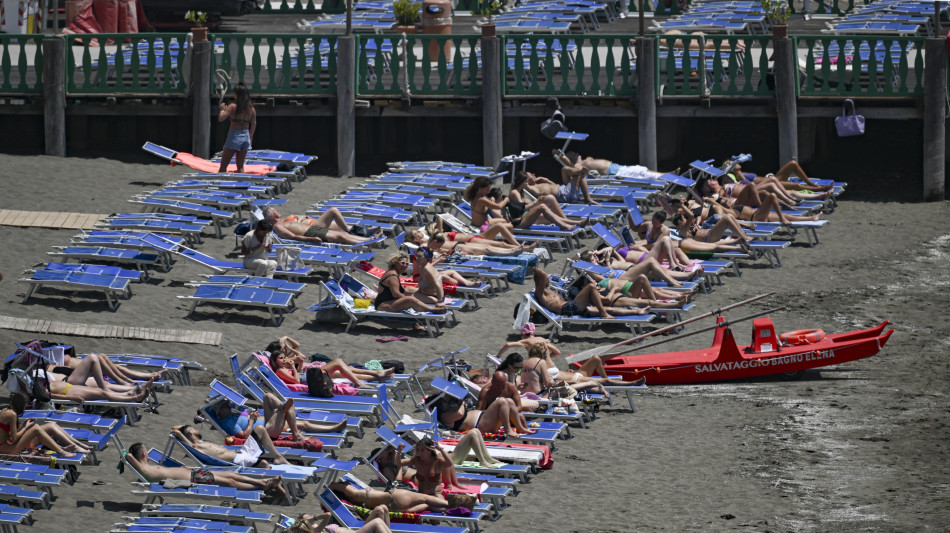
<box><xmin>45</xmin><ymin>371</ymin><xmax>154</xmax><ymax>404</ymax></box>
<box><xmin>328</xmin><ymin>479</ymin><xmax>455</xmax><ymax>514</ymax></box>
<box><xmin>57</xmin><ymin>352</ymin><xmax>167</xmax><ymax>387</ymax></box>
<box><xmin>373</xmin><ymin>436</ymin><xmax>483</xmax><ymax>507</ymax></box>
<box><xmin>293</xmin><ymin>507</ymin><xmax>394</xmax><ymax>533</ymax></box>
<box><xmin>263</xmin><ymin>207</ymin><xmax>382</xmax><ymax>246</ymax></box>
<box><xmin>696</xmin><ymin>176</ymin><xmax>823</xmax><ymax>224</ymax></box>
<box><xmin>0</xmin><ymin>392</ymin><xmax>92</xmax><ymax>458</ymax></box>
<box><xmin>40</xmin><ymin>351</ymin><xmax>161</xmax><ymax>395</ymax></box>
<box><xmin>242</xmin><ymin>220</ymin><xmax>278</xmax><ymax>278</ymax></box>
<box><xmin>463</xmin><ymin>177</ymin><xmax>530</xmax><ymax>245</ymax></box>
<box><xmin>516</xmin><ymin>168</ymin><xmax>597</xmax><ymax>206</ymax></box>
<box><xmin>125</xmin><ymin>442</ymin><xmax>288</xmax><ymax>503</ymax></box>
<box><xmin>509</xmin><ymin>171</ymin><xmax>589</xmax><ymax>230</ymax></box>
<box><xmin>532</xmin><ymin>267</ymin><xmax>651</xmax><ymax>320</ymax></box>
<box><xmin>172</xmin><ymin>424</ymin><xmax>293</xmax><ymax>466</ymax></box>
<box><xmin>523</xmin><ymin>341</ymin><xmax>645</xmax><ymax>393</ymax></box>
<box><xmin>267</xmin><ymin>349</ymin><xmax>373</xmax><ymax>391</ymax></box>
<box><xmin>376</xmin><ymin>432</ymin><xmax>502</xmax><ymax>477</ymax></box>
<box><xmin>409</xmin><ymin>225</ymin><xmax>528</xmax><ymax>258</ymax></box>
<box><xmin>426</xmin><ymin>392</ymin><xmax>535</xmax><ymax>438</ymax></box>
<box><xmin>556</xmin><ymin>150</ymin><xmax>669</xmax><ymax>181</ymax></box>
<box><xmin>722</xmin><ymin>160</ymin><xmax>834</xmax><ymax>205</ymax></box>
<box><xmin>374</xmin><ymin>253</ymin><xmax>447</xmax><ymax>316</ymax></box>
<box><xmin>211</xmin><ymin>394</ymin><xmax>346</xmax><ymax>442</ymax></box>
<box><xmin>265</xmin><ymin>337</ymin><xmax>394</xmax><ymax>388</ymax></box>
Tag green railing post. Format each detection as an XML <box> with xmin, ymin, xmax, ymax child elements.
<box><xmin>43</xmin><ymin>36</ymin><xmax>65</xmax><ymax>156</ymax></box>
<box><xmin>922</xmin><ymin>37</ymin><xmax>947</xmax><ymax>201</ymax></box>
<box><xmin>637</xmin><ymin>36</ymin><xmax>657</xmax><ymax>169</ymax></box>
<box><xmin>337</xmin><ymin>34</ymin><xmax>356</xmax><ymax>177</ymax></box>
<box><xmin>191</xmin><ymin>37</ymin><xmax>213</xmax><ymax>158</ymax></box>
<box><xmin>773</xmin><ymin>34</ymin><xmax>798</xmax><ymax>163</ymax></box>
<box><xmin>482</xmin><ymin>32</ymin><xmax>503</xmax><ymax>167</ymax></box>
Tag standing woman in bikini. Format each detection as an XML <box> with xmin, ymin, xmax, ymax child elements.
<box><xmin>217</xmin><ymin>81</ymin><xmax>256</xmax><ymax>174</ymax></box>
<box><xmin>0</xmin><ymin>393</ymin><xmax>92</xmax><ymax>457</ymax></box>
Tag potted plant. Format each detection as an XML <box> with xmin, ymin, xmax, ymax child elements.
<box><xmin>479</xmin><ymin>0</ymin><xmax>502</xmax><ymax>37</ymax></box>
<box><xmin>185</xmin><ymin>10</ymin><xmax>209</xmax><ymax>42</ymax></box>
<box><xmin>759</xmin><ymin>0</ymin><xmax>790</xmax><ymax>39</ymax></box>
<box><xmin>392</xmin><ymin>0</ymin><xmax>421</xmax><ymax>33</ymax></box>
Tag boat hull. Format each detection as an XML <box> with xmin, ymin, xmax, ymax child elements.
<box><xmin>603</xmin><ymin>321</ymin><xmax>894</xmax><ymax>385</ymax></box>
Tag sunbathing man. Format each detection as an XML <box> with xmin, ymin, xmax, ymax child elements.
<box><xmin>517</xmin><ymin>169</ymin><xmax>597</xmax><ymax>206</ymax></box>
<box><xmin>533</xmin><ymin>267</ymin><xmax>651</xmax><ymax>320</ymax></box>
<box><xmin>558</xmin><ymin>150</ymin><xmax>668</xmax><ymax>182</ymax></box>
<box><xmin>172</xmin><ymin>424</ymin><xmax>292</xmax><ymax>466</ymax></box>
<box><xmin>124</xmin><ymin>442</ymin><xmax>288</xmax><ymax>503</ymax></box>
<box><xmin>263</xmin><ymin>206</ymin><xmax>382</xmax><ymax>246</ymax></box>
<box><xmin>294</xmin><ymin>507</ymin><xmax>393</xmax><ymax>533</ymax></box>
<box><xmin>477</xmin><ymin>371</ymin><xmax>535</xmax><ymax>412</ymax></box>
<box><xmin>212</xmin><ymin>395</ymin><xmax>346</xmax><ymax>442</ymax></box>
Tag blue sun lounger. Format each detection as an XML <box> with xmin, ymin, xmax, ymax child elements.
<box><xmin>70</xmin><ymin>232</ymin><xmax>181</xmax><ymax>270</ymax></box>
<box><xmin>139</xmin><ymin>504</ymin><xmax>273</xmax><ymax>528</ymax></box>
<box><xmin>112</xmin><ymin>516</ymin><xmax>252</xmax><ymax>532</ymax></box>
<box><xmin>178</xmin><ymin>285</ymin><xmax>297</xmax><ymax>326</ymax></box>
<box><xmin>166</xmin><ymin>179</ymin><xmax>277</xmax><ymax>198</ymax></box>
<box><xmin>521</xmin><ymin>291</ymin><xmax>657</xmax><ymax>340</ymax></box>
<box><xmin>39</xmin><ymin>262</ymin><xmax>144</xmax><ymax>282</ymax></box>
<box><xmin>95</xmin><ymin>218</ymin><xmax>207</xmax><ymax>244</ymax></box>
<box><xmin>217</xmin><ymin>148</ymin><xmax>317</xmax><ymax>166</ymax></box>
<box><xmin>129</xmin><ymin>197</ymin><xmax>238</xmax><ymax>238</ymax></box>
<box><xmin>0</xmin><ymin>484</ymin><xmax>49</xmax><ymax>509</ymax></box>
<box><xmin>187</xmin><ymin>275</ymin><xmax>306</xmax><ymax>294</ymax></box>
<box><xmin>48</xmin><ymin>246</ymin><xmax>164</xmax><ymax>279</ymax></box>
<box><xmin>18</xmin><ymin>270</ymin><xmax>131</xmax><ymax>310</ymax></box>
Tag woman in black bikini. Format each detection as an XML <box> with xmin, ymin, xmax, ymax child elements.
<box><xmin>217</xmin><ymin>81</ymin><xmax>256</xmax><ymax>173</ymax></box>
<box><xmin>426</xmin><ymin>394</ymin><xmax>535</xmax><ymax>438</ymax></box>
<box><xmin>374</xmin><ymin>254</ymin><xmax>447</xmax><ymax>314</ymax></box>
<box><xmin>0</xmin><ymin>393</ymin><xmax>92</xmax><ymax>458</ymax></box>
<box><xmin>508</xmin><ymin>172</ymin><xmax>587</xmax><ymax>230</ymax></box>
<box><xmin>463</xmin><ymin>177</ymin><xmax>522</xmax><ymax>245</ymax></box>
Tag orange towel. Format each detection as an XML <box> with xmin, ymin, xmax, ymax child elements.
<box><xmin>175</xmin><ymin>152</ymin><xmax>277</xmax><ymax>176</ymax></box>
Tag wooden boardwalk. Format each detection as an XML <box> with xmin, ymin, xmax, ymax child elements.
<box><xmin>0</xmin><ymin>210</ymin><xmax>105</xmax><ymax>230</ymax></box>
<box><xmin>0</xmin><ymin>315</ymin><xmax>222</xmax><ymax>345</ymax></box>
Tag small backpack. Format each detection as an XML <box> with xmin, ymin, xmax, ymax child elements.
<box><xmin>306</xmin><ymin>368</ymin><xmax>334</xmax><ymax>398</ymax></box>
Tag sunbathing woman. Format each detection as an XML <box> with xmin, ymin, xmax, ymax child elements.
<box><xmin>48</xmin><ymin>375</ymin><xmax>153</xmax><ymax>403</ymax></box>
<box><xmin>725</xmin><ymin>159</ymin><xmax>835</xmax><ymax>194</ymax></box>
<box><xmin>291</xmin><ymin>506</ymin><xmax>393</xmax><ymax>533</ymax></box>
<box><xmin>572</xmin><ymin>247</ymin><xmax>701</xmax><ymax>287</ymax></box>
<box><xmin>581</xmin><ymin>236</ymin><xmax>695</xmax><ymax>272</ymax></box>
<box><xmin>0</xmin><ymin>393</ymin><xmax>92</xmax><ymax>457</ymax></box>
<box><xmin>45</xmin><ymin>354</ymin><xmax>156</xmax><ymax>394</ymax></box>
<box><xmin>508</xmin><ymin>172</ymin><xmax>588</xmax><ymax>230</ymax></box>
<box><xmin>62</xmin><ymin>353</ymin><xmax>166</xmax><ymax>387</ymax></box>
<box><xmin>415</xmin><ymin>230</ymin><xmax>527</xmax><ymax>258</ymax></box>
<box><xmin>268</xmin><ymin>350</ymin><xmax>374</xmax><ymax>391</ymax></box>
<box><xmin>213</xmin><ymin>395</ymin><xmax>346</xmax><ymax>441</ymax></box>
<box><xmin>524</xmin><ymin>343</ymin><xmax>645</xmax><ymax>396</ymax></box>
<box><xmin>328</xmin><ymin>480</ymin><xmax>451</xmax><ymax>514</ymax></box>
<box><xmin>587</xmin><ymin>271</ymin><xmax>691</xmax><ymax>309</ymax></box>
<box><xmin>463</xmin><ymin>177</ymin><xmax>522</xmax><ymax>245</ymax></box>
<box><xmin>426</xmin><ymin>393</ymin><xmax>535</xmax><ymax>438</ymax></box>
<box><xmin>374</xmin><ymin>437</ymin><xmax>483</xmax><ymax>501</ymax></box>
<box><xmin>265</xmin><ymin>338</ymin><xmax>393</xmax><ymax>388</ymax></box>
<box><xmin>670</xmin><ymin>211</ymin><xmax>752</xmax><ymax>254</ymax></box>
<box><xmin>374</xmin><ymin>254</ymin><xmax>446</xmax><ymax>315</ymax></box>
<box><xmin>698</xmin><ymin>176</ymin><xmax>822</xmax><ymax>224</ymax></box>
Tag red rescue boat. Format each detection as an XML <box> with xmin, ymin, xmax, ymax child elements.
<box><xmin>601</xmin><ymin>317</ymin><xmax>894</xmax><ymax>385</ymax></box>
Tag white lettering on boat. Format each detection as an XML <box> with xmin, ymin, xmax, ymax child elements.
<box><xmin>694</xmin><ymin>350</ymin><xmax>836</xmax><ymax>373</ymax></box>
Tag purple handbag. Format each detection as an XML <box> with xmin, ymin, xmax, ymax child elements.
<box><xmin>835</xmin><ymin>99</ymin><xmax>865</xmax><ymax>137</ymax></box>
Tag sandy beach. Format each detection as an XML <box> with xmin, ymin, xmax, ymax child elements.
<box><xmin>0</xmin><ymin>153</ymin><xmax>948</xmax><ymax>532</ymax></box>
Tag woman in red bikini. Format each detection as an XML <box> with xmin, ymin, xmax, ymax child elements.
<box><xmin>0</xmin><ymin>393</ymin><xmax>92</xmax><ymax>458</ymax></box>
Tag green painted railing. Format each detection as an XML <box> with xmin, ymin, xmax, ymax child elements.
<box><xmin>257</xmin><ymin>0</ymin><xmax>333</xmax><ymax>14</ymax></box>
<box><xmin>655</xmin><ymin>34</ymin><xmax>774</xmax><ymax>97</ymax></box>
<box><xmin>788</xmin><ymin>0</ymin><xmax>865</xmax><ymax>16</ymax></box>
<box><xmin>213</xmin><ymin>34</ymin><xmax>338</xmax><ymax>95</ymax></box>
<box><xmin>0</xmin><ymin>35</ymin><xmax>44</xmax><ymax>94</ymax></box>
<box><xmin>66</xmin><ymin>33</ymin><xmax>188</xmax><ymax>94</ymax></box>
<box><xmin>357</xmin><ymin>34</ymin><xmax>482</xmax><ymax>96</ymax></box>
<box><xmin>503</xmin><ymin>34</ymin><xmax>637</xmax><ymax>96</ymax></box>
<box><xmin>796</xmin><ymin>35</ymin><xmax>924</xmax><ymax>97</ymax></box>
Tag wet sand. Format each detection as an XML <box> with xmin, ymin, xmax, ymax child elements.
<box><xmin>0</xmin><ymin>154</ymin><xmax>947</xmax><ymax>532</ymax></box>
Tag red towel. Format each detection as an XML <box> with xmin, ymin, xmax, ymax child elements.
<box><xmin>175</xmin><ymin>152</ymin><xmax>277</xmax><ymax>175</ymax></box>
<box><xmin>226</xmin><ymin>434</ymin><xmax>323</xmax><ymax>453</ymax></box>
